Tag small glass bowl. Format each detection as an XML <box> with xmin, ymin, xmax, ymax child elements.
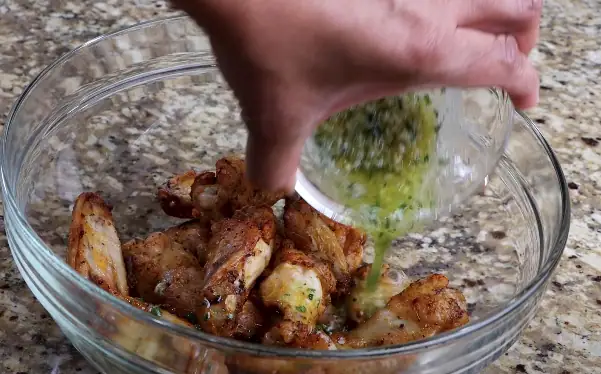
<box><xmin>296</xmin><ymin>88</ymin><xmax>514</xmax><ymax>228</ymax></box>
<box><xmin>1</xmin><ymin>16</ymin><xmax>570</xmax><ymax>374</ymax></box>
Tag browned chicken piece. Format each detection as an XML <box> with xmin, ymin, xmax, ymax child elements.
<box><xmin>189</xmin><ymin>170</ymin><xmax>231</xmax><ymax>222</ymax></box>
<box><xmin>163</xmin><ymin>219</ymin><xmax>212</xmax><ymax>265</ymax></box>
<box><xmin>260</xmin><ymin>240</ymin><xmax>336</xmax><ymax>345</ymax></box>
<box><xmin>122</xmin><ymin>226</ymin><xmax>206</xmax><ymax>318</ymax></box>
<box><xmin>284</xmin><ymin>198</ymin><xmax>366</xmax><ymax>295</ymax></box>
<box><xmin>214</xmin><ymin>156</ymin><xmax>285</xmax><ymax>211</ymax></box>
<box><xmin>123</xmin><ymin>296</ymin><xmax>195</xmax><ymax>328</ymax></box>
<box><xmin>321</xmin><ymin>214</ymin><xmax>367</xmax><ymax>275</ymax></box>
<box><xmin>198</xmin><ymin>205</ymin><xmax>276</xmax><ymax>339</ymax></box>
<box><xmin>335</xmin><ymin>274</ymin><xmax>469</xmax><ymax>348</ymax></box>
<box><xmin>289</xmin><ymin>330</ymin><xmax>338</xmax><ymax>350</ymax></box>
<box><xmin>67</xmin><ymin>193</ymin><xmax>230</xmax><ymax>373</ymax></box>
<box><xmin>67</xmin><ymin>192</ymin><xmax>129</xmax><ymax>296</ymax></box>
<box><xmin>346</xmin><ymin>264</ymin><xmax>411</xmax><ymax>325</ymax></box>
<box><xmin>157</xmin><ymin>170</ymin><xmax>199</xmax><ymax>219</ymax></box>
<box><xmin>109</xmin><ymin>296</ymin><xmax>229</xmax><ymax>374</ymax></box>
<box><xmin>190</xmin><ymin>156</ymin><xmax>285</xmax><ymax>220</ymax></box>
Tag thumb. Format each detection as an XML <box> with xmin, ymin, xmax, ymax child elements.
<box><xmin>245</xmin><ymin>131</ymin><xmax>306</xmax><ymax>193</ymax></box>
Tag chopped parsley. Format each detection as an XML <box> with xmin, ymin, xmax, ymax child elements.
<box><xmin>295</xmin><ymin>305</ymin><xmax>307</xmax><ymax>313</ymax></box>
<box><xmin>149</xmin><ymin>306</ymin><xmax>162</xmax><ymax>317</ymax></box>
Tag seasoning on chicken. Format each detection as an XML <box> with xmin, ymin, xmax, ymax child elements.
<box><xmin>122</xmin><ymin>224</ymin><xmax>207</xmax><ymax>318</ymax></box>
<box><xmin>157</xmin><ymin>170</ymin><xmax>199</xmax><ymax>219</ymax></box>
<box><xmin>334</xmin><ymin>274</ymin><xmax>469</xmax><ymax>348</ymax></box>
<box><xmin>162</xmin><ymin>219</ymin><xmax>212</xmax><ymax>265</ymax></box>
<box><xmin>190</xmin><ymin>156</ymin><xmax>285</xmax><ymax>220</ymax></box>
<box><xmin>346</xmin><ymin>264</ymin><xmax>411</xmax><ymax>324</ymax></box>
<box><xmin>321</xmin><ymin>213</ymin><xmax>367</xmax><ymax>275</ymax></box>
<box><xmin>123</xmin><ymin>296</ymin><xmax>195</xmax><ymax>328</ymax></box>
<box><xmin>260</xmin><ymin>239</ymin><xmax>336</xmax><ymax>345</ymax></box>
<box><xmin>198</xmin><ymin>206</ymin><xmax>276</xmax><ymax>339</ymax></box>
<box><xmin>284</xmin><ymin>197</ymin><xmax>366</xmax><ymax>295</ymax></box>
<box><xmin>67</xmin><ymin>192</ymin><xmax>129</xmax><ymax>296</ymax></box>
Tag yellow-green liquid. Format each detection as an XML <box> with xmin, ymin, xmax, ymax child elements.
<box><xmin>314</xmin><ymin>94</ymin><xmax>439</xmax><ymax>289</ymax></box>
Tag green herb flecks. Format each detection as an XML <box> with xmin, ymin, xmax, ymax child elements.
<box><xmin>150</xmin><ymin>306</ymin><xmax>162</xmax><ymax>317</ymax></box>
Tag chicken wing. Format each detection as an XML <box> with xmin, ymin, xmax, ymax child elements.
<box><xmin>157</xmin><ymin>170</ymin><xmax>199</xmax><ymax>219</ymax></box>
<box><xmin>284</xmin><ymin>198</ymin><xmax>365</xmax><ymax>295</ymax></box>
<box><xmin>198</xmin><ymin>205</ymin><xmax>276</xmax><ymax>339</ymax></box>
<box><xmin>336</xmin><ymin>274</ymin><xmax>469</xmax><ymax>348</ymax></box>
<box><xmin>110</xmin><ymin>296</ymin><xmax>228</xmax><ymax>374</ymax></box>
<box><xmin>260</xmin><ymin>240</ymin><xmax>336</xmax><ymax>345</ymax></box>
<box><xmin>346</xmin><ymin>264</ymin><xmax>411</xmax><ymax>324</ymax></box>
<box><xmin>67</xmin><ymin>192</ymin><xmax>129</xmax><ymax>296</ymax></box>
<box><xmin>163</xmin><ymin>219</ymin><xmax>212</xmax><ymax>265</ymax></box>
<box><xmin>122</xmin><ymin>225</ymin><xmax>207</xmax><ymax>318</ymax></box>
<box><xmin>190</xmin><ymin>156</ymin><xmax>284</xmax><ymax>219</ymax></box>
<box><xmin>320</xmin><ymin>214</ymin><xmax>367</xmax><ymax>275</ymax></box>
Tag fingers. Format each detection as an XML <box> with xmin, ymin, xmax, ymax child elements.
<box><xmin>433</xmin><ymin>29</ymin><xmax>539</xmax><ymax>109</ymax></box>
<box><xmin>449</xmin><ymin>0</ymin><xmax>542</xmax><ymax>55</ymax></box>
<box><xmin>452</xmin><ymin>0</ymin><xmax>542</xmax><ymax>29</ymax></box>
<box><xmin>245</xmin><ymin>131</ymin><xmax>306</xmax><ymax>193</ymax></box>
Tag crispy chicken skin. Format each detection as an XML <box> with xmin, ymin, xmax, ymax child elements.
<box><xmin>320</xmin><ymin>214</ymin><xmax>367</xmax><ymax>275</ymax></box>
<box><xmin>336</xmin><ymin>274</ymin><xmax>469</xmax><ymax>348</ymax></box>
<box><xmin>190</xmin><ymin>170</ymin><xmax>229</xmax><ymax>222</ymax></box>
<box><xmin>198</xmin><ymin>206</ymin><xmax>276</xmax><ymax>338</ymax></box>
<box><xmin>123</xmin><ymin>296</ymin><xmax>195</xmax><ymax>328</ymax></box>
<box><xmin>68</xmin><ymin>192</ymin><xmax>129</xmax><ymax>296</ymax></box>
<box><xmin>214</xmin><ymin>156</ymin><xmax>285</xmax><ymax>211</ymax></box>
<box><xmin>122</xmin><ymin>226</ymin><xmax>206</xmax><ymax>318</ymax></box>
<box><xmin>346</xmin><ymin>264</ymin><xmax>411</xmax><ymax>324</ymax></box>
<box><xmin>284</xmin><ymin>198</ymin><xmax>366</xmax><ymax>295</ymax></box>
<box><xmin>158</xmin><ymin>170</ymin><xmax>199</xmax><ymax>219</ymax></box>
<box><xmin>190</xmin><ymin>156</ymin><xmax>285</xmax><ymax>220</ymax></box>
<box><xmin>163</xmin><ymin>219</ymin><xmax>212</xmax><ymax>265</ymax></box>
<box><xmin>260</xmin><ymin>240</ymin><xmax>336</xmax><ymax>345</ymax></box>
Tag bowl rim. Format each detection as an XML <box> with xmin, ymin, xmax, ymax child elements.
<box><xmin>0</xmin><ymin>15</ymin><xmax>571</xmax><ymax>360</ymax></box>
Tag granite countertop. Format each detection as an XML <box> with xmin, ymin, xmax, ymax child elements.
<box><xmin>0</xmin><ymin>0</ymin><xmax>600</xmax><ymax>373</ymax></box>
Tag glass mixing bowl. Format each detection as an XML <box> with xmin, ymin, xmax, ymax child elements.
<box><xmin>1</xmin><ymin>16</ymin><xmax>570</xmax><ymax>374</ymax></box>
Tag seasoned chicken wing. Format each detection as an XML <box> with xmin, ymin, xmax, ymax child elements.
<box><xmin>157</xmin><ymin>170</ymin><xmax>199</xmax><ymax>219</ymax></box>
<box><xmin>336</xmin><ymin>274</ymin><xmax>469</xmax><ymax>348</ymax></box>
<box><xmin>66</xmin><ymin>194</ymin><xmax>221</xmax><ymax>373</ymax></box>
<box><xmin>110</xmin><ymin>296</ymin><xmax>228</xmax><ymax>374</ymax></box>
<box><xmin>163</xmin><ymin>219</ymin><xmax>212</xmax><ymax>265</ymax></box>
<box><xmin>346</xmin><ymin>264</ymin><xmax>411</xmax><ymax>324</ymax></box>
<box><xmin>122</xmin><ymin>225</ymin><xmax>207</xmax><ymax>318</ymax></box>
<box><xmin>198</xmin><ymin>205</ymin><xmax>276</xmax><ymax>338</ymax></box>
<box><xmin>190</xmin><ymin>156</ymin><xmax>284</xmax><ymax>219</ymax></box>
<box><xmin>214</xmin><ymin>156</ymin><xmax>285</xmax><ymax>211</ymax></box>
<box><xmin>284</xmin><ymin>198</ymin><xmax>365</xmax><ymax>295</ymax></box>
<box><xmin>260</xmin><ymin>240</ymin><xmax>336</xmax><ymax>345</ymax></box>
<box><xmin>67</xmin><ymin>192</ymin><xmax>129</xmax><ymax>296</ymax></box>
<box><xmin>320</xmin><ymin>214</ymin><xmax>367</xmax><ymax>275</ymax></box>
<box><xmin>123</xmin><ymin>296</ymin><xmax>195</xmax><ymax>327</ymax></box>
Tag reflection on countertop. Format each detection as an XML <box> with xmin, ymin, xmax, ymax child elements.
<box><xmin>0</xmin><ymin>0</ymin><xmax>600</xmax><ymax>373</ymax></box>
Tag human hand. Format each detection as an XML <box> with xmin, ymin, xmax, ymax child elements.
<box><xmin>173</xmin><ymin>0</ymin><xmax>542</xmax><ymax>192</ymax></box>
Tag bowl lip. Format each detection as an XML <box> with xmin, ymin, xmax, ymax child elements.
<box><xmin>0</xmin><ymin>15</ymin><xmax>571</xmax><ymax>360</ymax></box>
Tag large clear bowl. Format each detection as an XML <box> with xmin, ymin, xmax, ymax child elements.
<box><xmin>1</xmin><ymin>16</ymin><xmax>570</xmax><ymax>374</ymax></box>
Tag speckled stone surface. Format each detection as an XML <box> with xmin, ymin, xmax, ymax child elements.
<box><xmin>0</xmin><ymin>0</ymin><xmax>600</xmax><ymax>373</ymax></box>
